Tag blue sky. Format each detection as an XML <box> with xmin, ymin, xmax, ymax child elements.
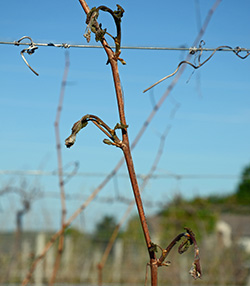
<box><xmin>0</xmin><ymin>0</ymin><xmax>250</xmax><ymax>232</ymax></box>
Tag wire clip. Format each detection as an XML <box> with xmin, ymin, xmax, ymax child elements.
<box><xmin>189</xmin><ymin>47</ymin><xmax>198</xmax><ymax>55</ymax></box>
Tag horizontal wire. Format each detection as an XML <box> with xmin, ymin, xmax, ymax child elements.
<box><xmin>0</xmin><ymin>40</ymin><xmax>250</xmax><ymax>52</ymax></box>
<box><xmin>0</xmin><ymin>169</ymin><xmax>241</xmax><ymax>180</ymax></box>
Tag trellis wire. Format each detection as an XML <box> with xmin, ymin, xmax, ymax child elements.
<box><xmin>1</xmin><ymin>40</ymin><xmax>250</xmax><ymax>53</ymax></box>
<box><xmin>0</xmin><ymin>169</ymin><xmax>243</xmax><ymax>180</ymax></box>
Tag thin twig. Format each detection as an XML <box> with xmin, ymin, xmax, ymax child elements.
<box><xmin>50</xmin><ymin>51</ymin><xmax>70</xmax><ymax>285</ymax></box>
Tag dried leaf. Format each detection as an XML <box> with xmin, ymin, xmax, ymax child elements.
<box><xmin>149</xmin><ymin>242</ymin><xmax>158</xmax><ymax>253</ymax></box>
<box><xmin>114</xmin><ymin>123</ymin><xmax>128</xmax><ymax>130</ymax></box>
<box><xmin>189</xmin><ymin>261</ymin><xmax>202</xmax><ymax>280</ymax></box>
<box><xmin>95</xmin><ymin>27</ymin><xmax>106</xmax><ymax>42</ymax></box>
<box><xmin>84</xmin><ymin>29</ymin><xmax>91</xmax><ymax>43</ymax></box>
<box><xmin>65</xmin><ymin>134</ymin><xmax>76</xmax><ymax>148</ymax></box>
<box><xmin>103</xmin><ymin>139</ymin><xmax>113</xmax><ymax>145</ymax></box>
<box><xmin>65</xmin><ymin>119</ymin><xmax>88</xmax><ymax>148</ymax></box>
<box><xmin>178</xmin><ymin>237</ymin><xmax>191</xmax><ymax>254</ymax></box>
<box><xmin>113</xmin><ymin>4</ymin><xmax>125</xmax><ymax>20</ymax></box>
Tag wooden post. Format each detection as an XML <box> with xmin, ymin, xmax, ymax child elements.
<box><xmin>34</xmin><ymin>233</ymin><xmax>45</xmax><ymax>285</ymax></box>
<box><xmin>112</xmin><ymin>239</ymin><xmax>123</xmax><ymax>283</ymax></box>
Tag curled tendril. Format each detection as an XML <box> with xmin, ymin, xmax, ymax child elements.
<box><xmin>14</xmin><ymin>36</ymin><xmax>39</xmax><ymax>76</ymax></box>
<box><xmin>143</xmin><ymin>41</ymin><xmax>250</xmax><ymax>93</ymax></box>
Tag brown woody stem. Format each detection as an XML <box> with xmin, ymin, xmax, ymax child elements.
<box><xmin>78</xmin><ymin>0</ymin><xmax>157</xmax><ymax>285</ymax></box>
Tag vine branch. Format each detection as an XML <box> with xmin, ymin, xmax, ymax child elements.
<box><xmin>73</xmin><ymin>2</ymin><xmax>158</xmax><ymax>285</ymax></box>
<box><xmin>50</xmin><ymin>50</ymin><xmax>70</xmax><ymax>285</ymax></box>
